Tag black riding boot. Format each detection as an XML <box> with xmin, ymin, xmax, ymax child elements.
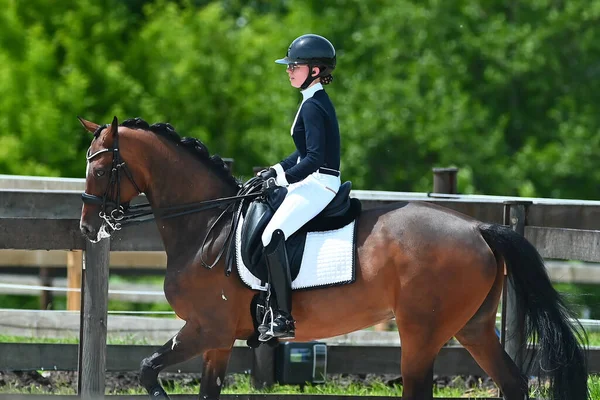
<box><xmin>258</xmin><ymin>229</ymin><xmax>295</xmax><ymax>341</ymax></box>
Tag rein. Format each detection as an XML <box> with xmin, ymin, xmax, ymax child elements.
<box><xmin>83</xmin><ymin>124</ymin><xmax>264</xmax><ymax>273</ymax></box>
<box><xmin>119</xmin><ymin>191</ymin><xmax>262</xmax><ymax>226</ymax></box>
<box><xmin>125</xmin><ymin>178</ymin><xmax>264</xmax><ymax>272</ymax></box>
<box><xmin>120</xmin><ymin>180</ymin><xmax>263</xmax><ymax>271</ymax></box>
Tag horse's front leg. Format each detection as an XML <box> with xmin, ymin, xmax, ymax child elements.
<box><xmin>199</xmin><ymin>348</ymin><xmax>233</xmax><ymax>400</ymax></box>
<box><xmin>139</xmin><ymin>322</ymin><xmax>221</xmax><ymax>400</ymax></box>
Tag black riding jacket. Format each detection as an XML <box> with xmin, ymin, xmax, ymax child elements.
<box><xmin>277</xmin><ymin>83</ymin><xmax>340</xmax><ymax>184</ymax></box>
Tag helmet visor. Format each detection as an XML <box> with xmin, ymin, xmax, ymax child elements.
<box><xmin>275</xmin><ymin>57</ymin><xmax>293</xmax><ymax>65</ymax></box>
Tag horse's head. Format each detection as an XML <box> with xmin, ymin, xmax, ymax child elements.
<box><xmin>78</xmin><ymin>116</ymin><xmax>144</xmax><ymax>242</ymax></box>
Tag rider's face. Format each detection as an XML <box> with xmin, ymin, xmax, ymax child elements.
<box><xmin>287</xmin><ymin>64</ymin><xmax>310</xmax><ymax>88</ymax></box>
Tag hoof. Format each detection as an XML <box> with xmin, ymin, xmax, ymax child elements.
<box><xmin>148</xmin><ymin>385</ymin><xmax>170</xmax><ymax>400</ymax></box>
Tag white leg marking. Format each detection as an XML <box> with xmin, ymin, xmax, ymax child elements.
<box><xmin>171</xmin><ymin>333</ymin><xmax>179</xmax><ymax>350</ymax></box>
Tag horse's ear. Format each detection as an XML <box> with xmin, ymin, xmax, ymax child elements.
<box><xmin>107</xmin><ymin>116</ymin><xmax>119</xmax><ymax>137</ymax></box>
<box><xmin>77</xmin><ymin>116</ymin><xmax>99</xmax><ymax>134</ymax></box>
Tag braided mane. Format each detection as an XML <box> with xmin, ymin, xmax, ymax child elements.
<box><xmin>118</xmin><ymin>117</ymin><xmax>240</xmax><ymax>189</ymax></box>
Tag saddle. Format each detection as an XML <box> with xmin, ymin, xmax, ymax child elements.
<box><xmin>239</xmin><ymin>181</ymin><xmax>361</xmax><ymax>284</ymax></box>
<box><xmin>233</xmin><ymin>179</ymin><xmax>361</xmax><ymax>348</ymax></box>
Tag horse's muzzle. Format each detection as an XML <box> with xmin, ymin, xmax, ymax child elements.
<box><xmin>80</xmin><ymin>220</ymin><xmax>98</xmax><ymax>241</ymax></box>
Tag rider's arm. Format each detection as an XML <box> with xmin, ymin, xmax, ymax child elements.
<box><xmin>280</xmin><ymin>101</ymin><xmax>326</xmax><ymax>184</ymax></box>
<box><xmin>278</xmin><ymin>150</ymin><xmax>300</xmax><ymax>171</ymax></box>
<box><xmin>270</xmin><ymin>150</ymin><xmax>299</xmax><ymax>186</ymax></box>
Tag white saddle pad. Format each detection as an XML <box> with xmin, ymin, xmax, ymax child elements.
<box><xmin>235</xmin><ymin>214</ymin><xmax>356</xmax><ymax>291</ymax></box>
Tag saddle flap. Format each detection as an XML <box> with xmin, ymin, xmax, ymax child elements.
<box><xmin>240</xmin><ymin>187</ymin><xmax>288</xmax><ymax>271</ymax></box>
<box><xmin>240</xmin><ymin>200</ymin><xmax>273</xmax><ymax>269</ymax></box>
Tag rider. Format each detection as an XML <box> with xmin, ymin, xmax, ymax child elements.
<box><xmin>257</xmin><ymin>34</ymin><xmax>341</xmax><ymax>340</ymax></box>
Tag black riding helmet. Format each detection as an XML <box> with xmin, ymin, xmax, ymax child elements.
<box><xmin>275</xmin><ymin>34</ymin><xmax>336</xmax><ymax>89</ymax></box>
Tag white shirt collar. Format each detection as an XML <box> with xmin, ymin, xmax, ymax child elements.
<box><xmin>301</xmin><ymin>82</ymin><xmax>323</xmax><ymax>101</ymax></box>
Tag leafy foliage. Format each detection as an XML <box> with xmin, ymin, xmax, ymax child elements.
<box><xmin>0</xmin><ymin>0</ymin><xmax>599</xmax><ymax>198</ymax></box>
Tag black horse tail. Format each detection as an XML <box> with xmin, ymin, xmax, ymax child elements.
<box><xmin>479</xmin><ymin>223</ymin><xmax>588</xmax><ymax>400</ymax></box>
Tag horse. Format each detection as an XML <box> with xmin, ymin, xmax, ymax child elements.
<box><xmin>78</xmin><ymin>116</ymin><xmax>588</xmax><ymax>400</ymax></box>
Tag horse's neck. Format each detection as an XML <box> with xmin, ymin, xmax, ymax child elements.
<box><xmin>143</xmin><ymin>146</ymin><xmax>237</xmax><ymax>261</ymax></box>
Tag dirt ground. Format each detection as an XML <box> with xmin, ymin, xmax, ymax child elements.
<box><xmin>0</xmin><ymin>370</ymin><xmax>499</xmax><ymax>395</ymax></box>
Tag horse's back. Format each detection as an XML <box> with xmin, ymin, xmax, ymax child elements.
<box><xmin>357</xmin><ymin>200</ymin><xmax>483</xmax><ymax>243</ymax></box>
<box><xmin>355</xmin><ymin>200</ymin><xmax>496</xmax><ymax>279</ymax></box>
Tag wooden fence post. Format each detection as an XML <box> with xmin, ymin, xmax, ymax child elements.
<box><xmin>251</xmin><ymin>344</ymin><xmax>276</xmax><ymax>389</ymax></box>
<box><xmin>67</xmin><ymin>250</ymin><xmax>83</xmax><ymax>311</ymax></box>
<box><xmin>78</xmin><ymin>238</ymin><xmax>110</xmax><ymax>398</ymax></box>
<box><xmin>39</xmin><ymin>267</ymin><xmax>53</xmax><ymax>310</ymax></box>
<box><xmin>432</xmin><ymin>167</ymin><xmax>459</xmax><ymax>194</ymax></box>
<box><xmin>501</xmin><ymin>201</ymin><xmax>532</xmax><ymax>369</ymax></box>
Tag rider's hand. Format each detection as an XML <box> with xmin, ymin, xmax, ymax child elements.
<box><xmin>262</xmin><ymin>177</ymin><xmax>278</xmax><ymax>191</ymax></box>
<box><xmin>258</xmin><ymin>168</ymin><xmax>277</xmax><ymax>181</ymax></box>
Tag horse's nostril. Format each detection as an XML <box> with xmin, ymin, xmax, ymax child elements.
<box><xmin>80</xmin><ymin>222</ymin><xmax>95</xmax><ymax>237</ymax></box>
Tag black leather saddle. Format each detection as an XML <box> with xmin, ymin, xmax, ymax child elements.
<box><xmin>239</xmin><ymin>181</ymin><xmax>361</xmax><ymax>284</ymax></box>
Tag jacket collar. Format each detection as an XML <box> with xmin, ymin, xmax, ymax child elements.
<box><xmin>301</xmin><ymin>82</ymin><xmax>323</xmax><ymax>101</ymax></box>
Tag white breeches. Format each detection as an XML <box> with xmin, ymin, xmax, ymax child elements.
<box><xmin>261</xmin><ymin>172</ymin><xmax>341</xmax><ymax>246</ymax></box>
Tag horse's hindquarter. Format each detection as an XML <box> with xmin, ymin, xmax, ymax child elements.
<box><xmin>292</xmin><ymin>201</ymin><xmax>498</xmax><ymax>342</ymax></box>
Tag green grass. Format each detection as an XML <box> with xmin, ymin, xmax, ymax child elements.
<box><xmin>591</xmin><ymin>375</ymin><xmax>600</xmax><ymax>399</ymax></box>
<box><xmin>0</xmin><ymin>334</ymin><xmax>77</xmax><ymax>344</ymax></box>
<box><xmin>4</xmin><ymin>374</ymin><xmax>600</xmax><ymax>398</ymax></box>
<box><xmin>108</xmin><ymin>274</ymin><xmax>164</xmax><ymax>285</ymax></box>
<box><xmin>1</xmin><ymin>385</ymin><xmax>76</xmax><ymax>395</ymax></box>
<box><xmin>0</xmin><ymin>334</ymin><xmax>151</xmax><ymax>345</ymax></box>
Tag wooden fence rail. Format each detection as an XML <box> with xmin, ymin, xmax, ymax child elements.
<box><xmin>2</xmin><ymin>178</ymin><xmax>600</xmax><ymax>398</ymax></box>
<box><xmin>2</xmin><ymin>189</ymin><xmax>600</xmax><ymax>252</ymax></box>
<box><xmin>3</xmin><ymin>342</ymin><xmax>600</xmax><ymax>376</ymax></box>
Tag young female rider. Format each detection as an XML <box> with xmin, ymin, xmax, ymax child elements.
<box><xmin>257</xmin><ymin>34</ymin><xmax>341</xmax><ymax>341</ymax></box>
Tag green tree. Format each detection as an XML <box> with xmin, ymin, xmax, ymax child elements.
<box><xmin>0</xmin><ymin>0</ymin><xmax>599</xmax><ymax>200</ymax></box>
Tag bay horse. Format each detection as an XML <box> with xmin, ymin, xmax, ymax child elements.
<box><xmin>78</xmin><ymin>116</ymin><xmax>588</xmax><ymax>400</ymax></box>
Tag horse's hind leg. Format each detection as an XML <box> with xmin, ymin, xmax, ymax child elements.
<box><xmin>454</xmin><ymin>269</ymin><xmax>529</xmax><ymax>400</ymax></box>
<box><xmin>454</xmin><ymin>258</ymin><xmax>529</xmax><ymax>399</ymax></box>
<box><xmin>200</xmin><ymin>348</ymin><xmax>232</xmax><ymax>400</ymax></box>
<box><xmin>455</xmin><ymin>321</ymin><xmax>528</xmax><ymax>399</ymax></box>
<box><xmin>140</xmin><ymin>322</ymin><xmax>209</xmax><ymax>400</ymax></box>
<box><xmin>399</xmin><ymin>345</ymin><xmax>437</xmax><ymax>400</ymax></box>
<box><xmin>396</xmin><ymin>329</ymin><xmax>445</xmax><ymax>400</ymax></box>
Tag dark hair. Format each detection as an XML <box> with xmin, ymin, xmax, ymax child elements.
<box><xmin>320</xmin><ymin>74</ymin><xmax>333</xmax><ymax>85</ymax></box>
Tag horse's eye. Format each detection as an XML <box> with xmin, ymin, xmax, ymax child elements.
<box><xmin>95</xmin><ymin>170</ymin><xmax>106</xmax><ymax>178</ymax></box>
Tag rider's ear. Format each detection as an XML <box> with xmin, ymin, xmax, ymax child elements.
<box><xmin>77</xmin><ymin>116</ymin><xmax>100</xmax><ymax>134</ymax></box>
<box><xmin>311</xmin><ymin>66</ymin><xmax>321</xmax><ymax>77</ymax></box>
<box><xmin>106</xmin><ymin>116</ymin><xmax>119</xmax><ymax>137</ymax></box>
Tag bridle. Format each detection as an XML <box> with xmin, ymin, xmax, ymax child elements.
<box><xmin>82</xmin><ymin>124</ymin><xmax>264</xmax><ymax>272</ymax></box>
<box><xmin>83</xmin><ymin>125</ymin><xmax>143</xmax><ymax>231</ymax></box>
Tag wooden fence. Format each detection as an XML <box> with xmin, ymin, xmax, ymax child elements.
<box><xmin>2</xmin><ymin>172</ymin><xmax>600</xmax><ymax>398</ymax></box>
<box><xmin>2</xmin><ymin>187</ymin><xmax>600</xmax><ymax>310</ymax></box>
<box><xmin>5</xmin><ymin>310</ymin><xmax>598</xmax><ymax>376</ymax></box>
<box><xmin>0</xmin><ymin>342</ymin><xmax>589</xmax><ymax>377</ymax></box>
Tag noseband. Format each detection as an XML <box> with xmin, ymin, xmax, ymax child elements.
<box><xmin>82</xmin><ymin>125</ymin><xmax>142</xmax><ymax>231</ymax></box>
